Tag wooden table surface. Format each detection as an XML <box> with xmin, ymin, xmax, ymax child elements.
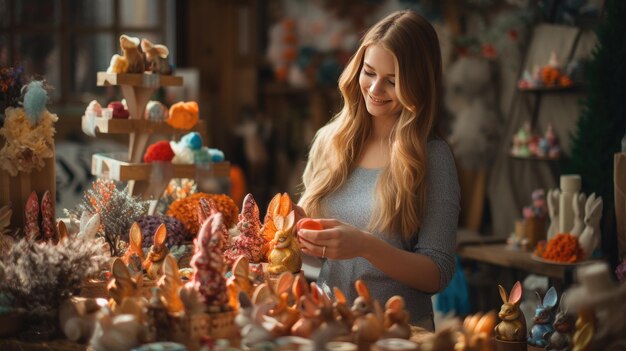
<box><xmin>457</xmin><ymin>243</ymin><xmax>576</xmax><ymax>281</ymax></box>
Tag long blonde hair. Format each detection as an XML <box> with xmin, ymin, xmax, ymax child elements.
<box><xmin>299</xmin><ymin>10</ymin><xmax>442</xmax><ymax>241</ymax></box>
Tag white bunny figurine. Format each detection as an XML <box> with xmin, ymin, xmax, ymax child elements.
<box><xmin>89</xmin><ymin>309</ymin><xmax>144</xmax><ymax>351</ymax></box>
<box><xmin>547</xmin><ymin>189</ymin><xmax>561</xmax><ymax>240</ymax></box>
<box><xmin>578</xmin><ymin>193</ymin><xmax>603</xmax><ymax>259</ymax></box>
<box><xmin>570</xmin><ymin>192</ymin><xmax>587</xmax><ymax>237</ymax></box>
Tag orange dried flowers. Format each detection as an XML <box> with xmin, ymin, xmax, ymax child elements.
<box><xmin>536</xmin><ymin>233</ymin><xmax>584</xmax><ymax>263</ymax></box>
<box><xmin>166</xmin><ymin>192</ymin><xmax>239</xmax><ymax>238</ymax></box>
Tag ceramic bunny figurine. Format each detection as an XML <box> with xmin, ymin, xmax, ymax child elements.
<box><xmin>578</xmin><ymin>193</ymin><xmax>603</xmax><ymax>259</ymax></box>
<box><xmin>291</xmin><ymin>293</ymin><xmax>321</xmax><ymax>338</ymax></box>
<box><xmin>383</xmin><ymin>296</ymin><xmax>411</xmax><ymax>339</ymax></box>
<box><xmin>333</xmin><ymin>287</ymin><xmax>355</xmax><ymax>330</ymax></box>
<box><xmin>548</xmin><ymin>293</ymin><xmax>575</xmax><ymax>351</ymax></box>
<box><xmin>157</xmin><ymin>254</ymin><xmax>184</xmax><ymax>314</ymax></box>
<box><xmin>57</xmin><ymin>220</ymin><xmax>69</xmax><ymax>242</ymax></box>
<box><xmin>122</xmin><ymin>222</ymin><xmax>144</xmax><ymax>275</ymax></box>
<box><xmin>76</xmin><ymin>211</ymin><xmax>109</xmax><ymax>256</ymax></box>
<box><xmin>528</xmin><ymin>286</ymin><xmax>558</xmax><ymax>347</ymax></box>
<box><xmin>494</xmin><ymin>281</ymin><xmax>527</xmax><ymax>341</ymax></box>
<box><xmin>140</xmin><ymin>38</ymin><xmax>171</xmax><ymax>74</ymax></box>
<box><xmin>59</xmin><ymin>297</ymin><xmax>108</xmax><ymax>342</ymax></box>
<box><xmin>268</xmin><ymin>210</ymin><xmax>301</xmax><ymax>275</ymax></box>
<box><xmin>224</xmin><ymin>194</ymin><xmax>266</xmax><ymax>265</ymax></box>
<box><xmin>547</xmin><ymin>189</ymin><xmax>561</xmax><ymax>240</ymax></box>
<box><xmin>188</xmin><ymin>213</ymin><xmax>228</xmax><ymax>308</ymax></box>
<box><xmin>226</xmin><ymin>255</ymin><xmax>254</xmax><ymax>310</ymax></box>
<box><xmin>266</xmin><ymin>272</ymin><xmax>300</xmax><ymax>336</ymax></box>
<box><xmin>143</xmin><ymin>223</ymin><xmax>169</xmax><ymax>280</ymax></box>
<box><xmin>120</xmin><ymin>34</ymin><xmax>145</xmax><ymax>73</ymax></box>
<box><xmin>570</xmin><ymin>193</ymin><xmax>587</xmax><ymax>237</ymax></box>
<box><xmin>460</xmin><ymin>311</ymin><xmax>496</xmax><ymax>351</ymax></box>
<box><xmin>310</xmin><ymin>283</ymin><xmax>351</xmax><ymax>348</ymax></box>
<box><xmin>351</xmin><ymin>279</ymin><xmax>385</xmax><ymax>345</ymax></box>
<box><xmin>89</xmin><ymin>309</ymin><xmax>144</xmax><ymax>351</ymax></box>
<box><xmin>107</xmin><ymin>258</ymin><xmax>142</xmax><ymax>311</ymax></box>
<box><xmin>237</xmin><ymin>292</ymin><xmax>274</xmax><ymax>349</ymax></box>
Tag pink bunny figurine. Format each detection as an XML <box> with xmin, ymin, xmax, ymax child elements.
<box><xmin>494</xmin><ymin>281</ymin><xmax>527</xmax><ymax>341</ymax></box>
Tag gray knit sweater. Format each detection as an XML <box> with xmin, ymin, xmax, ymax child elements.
<box><xmin>316</xmin><ymin>139</ymin><xmax>460</xmax><ymax>331</ymax></box>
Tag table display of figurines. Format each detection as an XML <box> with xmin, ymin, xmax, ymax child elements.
<box><xmin>562</xmin><ymin>262</ymin><xmax>626</xmax><ymax>350</ymax></box>
<box><xmin>534</xmin><ymin>175</ymin><xmax>603</xmax><ymax>263</ymax></box>
<box><xmin>517</xmin><ymin>51</ymin><xmax>575</xmax><ymax>90</ymax></box>
<box><xmin>233</xmin><ymin>278</ymin><xmax>414</xmax><ymax>351</ymax></box>
<box><xmin>494</xmin><ymin>281</ymin><xmax>527</xmax><ymax>351</ymax></box>
<box><xmin>510</xmin><ymin>121</ymin><xmax>560</xmax><ymax>159</ymax></box>
<box><xmin>0</xmin><ymin>192</ymin><xmax>109</xmax><ymax>340</ymax></box>
<box><xmin>508</xmin><ymin>189</ymin><xmax>547</xmax><ymax>251</ymax></box>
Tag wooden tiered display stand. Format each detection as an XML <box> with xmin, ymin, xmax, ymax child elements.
<box><xmin>83</xmin><ymin>72</ymin><xmax>230</xmax><ymax>204</ymax></box>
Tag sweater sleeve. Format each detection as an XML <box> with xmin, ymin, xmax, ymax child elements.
<box><xmin>413</xmin><ymin>139</ymin><xmax>460</xmax><ymax>291</ymax></box>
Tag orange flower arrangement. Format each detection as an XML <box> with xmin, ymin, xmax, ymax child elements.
<box><xmin>166</xmin><ymin>192</ymin><xmax>239</xmax><ymax>238</ymax></box>
<box><xmin>540</xmin><ymin>66</ymin><xmax>560</xmax><ymax>87</ymax></box>
<box><xmin>535</xmin><ymin>233</ymin><xmax>584</xmax><ymax>263</ymax></box>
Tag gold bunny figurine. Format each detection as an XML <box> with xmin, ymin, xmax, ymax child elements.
<box><xmin>143</xmin><ymin>224</ymin><xmax>169</xmax><ymax>280</ymax></box>
<box><xmin>267</xmin><ymin>210</ymin><xmax>301</xmax><ymax>275</ymax></box>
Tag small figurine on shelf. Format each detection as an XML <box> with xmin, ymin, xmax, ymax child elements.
<box><xmin>120</xmin><ymin>34</ymin><xmax>145</xmax><ymax>74</ymax></box>
<box><xmin>108</xmin><ymin>101</ymin><xmax>130</xmax><ymax>119</ymax></box>
<box><xmin>544</xmin><ymin>123</ymin><xmax>560</xmax><ymax>158</ymax></box>
<box><xmin>494</xmin><ymin>281</ymin><xmax>527</xmax><ymax>343</ymax></box>
<box><xmin>262</xmin><ymin>193</ymin><xmax>293</xmax><ymax>258</ymax></box>
<box><xmin>528</xmin><ymin>286</ymin><xmax>558</xmax><ymax>347</ymax></box>
<box><xmin>141</xmin><ymin>38</ymin><xmax>172</xmax><ymax>75</ymax></box>
<box><xmin>511</xmin><ymin>121</ymin><xmax>532</xmax><ymax>157</ymax></box>
<box><xmin>578</xmin><ymin>193</ymin><xmax>603</xmax><ymax>259</ymax></box>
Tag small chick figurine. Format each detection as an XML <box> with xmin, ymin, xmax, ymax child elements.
<box><xmin>267</xmin><ymin>210</ymin><xmax>301</xmax><ymax>275</ymax></box>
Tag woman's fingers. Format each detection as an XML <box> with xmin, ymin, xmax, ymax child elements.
<box><xmin>299</xmin><ymin>239</ymin><xmax>326</xmax><ymax>258</ymax></box>
<box><xmin>297</xmin><ymin>228</ymin><xmax>337</xmax><ymax>244</ymax></box>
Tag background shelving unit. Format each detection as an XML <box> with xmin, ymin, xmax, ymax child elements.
<box><xmin>83</xmin><ymin>72</ymin><xmax>230</xmax><ymax>205</ymax></box>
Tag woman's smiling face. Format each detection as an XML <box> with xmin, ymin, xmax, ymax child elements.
<box><xmin>359</xmin><ymin>44</ymin><xmax>403</xmax><ymax>120</ymax></box>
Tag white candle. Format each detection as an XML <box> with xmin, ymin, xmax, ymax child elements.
<box><xmin>559</xmin><ymin>174</ymin><xmax>581</xmax><ymax>234</ymax></box>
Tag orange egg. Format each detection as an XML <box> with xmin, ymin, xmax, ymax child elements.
<box><xmin>297</xmin><ymin>218</ymin><xmax>323</xmax><ymax>231</ymax></box>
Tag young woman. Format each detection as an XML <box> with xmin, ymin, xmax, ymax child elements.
<box><xmin>295</xmin><ymin>10</ymin><xmax>460</xmax><ymax>331</ymax></box>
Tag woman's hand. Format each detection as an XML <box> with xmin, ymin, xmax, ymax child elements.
<box><xmin>297</xmin><ymin>218</ymin><xmax>372</xmax><ymax>260</ymax></box>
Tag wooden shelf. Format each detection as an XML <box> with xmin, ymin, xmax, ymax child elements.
<box><xmin>82</xmin><ymin>116</ymin><xmax>206</xmax><ymax>136</ymax></box>
<box><xmin>509</xmin><ymin>153</ymin><xmax>560</xmax><ymax>161</ymax></box>
<box><xmin>457</xmin><ymin>243</ymin><xmax>572</xmax><ymax>281</ymax></box>
<box><xmin>518</xmin><ymin>85</ymin><xmax>583</xmax><ymax>93</ymax></box>
<box><xmin>92</xmin><ymin>153</ymin><xmax>229</xmax><ymax>181</ymax></box>
<box><xmin>97</xmin><ymin>72</ymin><xmax>183</xmax><ymax>87</ymax></box>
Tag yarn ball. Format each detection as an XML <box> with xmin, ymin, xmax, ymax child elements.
<box><xmin>208</xmin><ymin>148</ymin><xmax>225</xmax><ymax>162</ymax></box>
<box><xmin>85</xmin><ymin>100</ymin><xmax>103</xmax><ymax>117</ymax></box>
<box><xmin>181</xmin><ymin>132</ymin><xmax>203</xmax><ymax>150</ymax></box>
<box><xmin>133</xmin><ymin>215</ymin><xmax>189</xmax><ymax>248</ymax></box>
<box><xmin>193</xmin><ymin>148</ymin><xmax>211</xmax><ymax>164</ymax></box>
<box><xmin>144</xmin><ymin>100</ymin><xmax>169</xmax><ymax>121</ymax></box>
<box><xmin>143</xmin><ymin>140</ymin><xmax>175</xmax><ymax>163</ymax></box>
<box><xmin>167</xmin><ymin>193</ymin><xmax>239</xmax><ymax>237</ymax></box>
<box><xmin>108</xmin><ymin>101</ymin><xmax>130</xmax><ymax>119</ymax></box>
<box><xmin>167</xmin><ymin>101</ymin><xmax>199</xmax><ymax>129</ymax></box>
<box><xmin>170</xmin><ymin>141</ymin><xmax>194</xmax><ymax>164</ymax></box>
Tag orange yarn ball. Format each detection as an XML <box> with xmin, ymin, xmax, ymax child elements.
<box><xmin>166</xmin><ymin>193</ymin><xmax>239</xmax><ymax>237</ymax></box>
<box><xmin>167</xmin><ymin>101</ymin><xmax>199</xmax><ymax>130</ymax></box>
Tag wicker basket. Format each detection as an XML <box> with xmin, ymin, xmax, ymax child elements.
<box><xmin>208</xmin><ymin>309</ymin><xmax>237</xmax><ymax>339</ymax></box>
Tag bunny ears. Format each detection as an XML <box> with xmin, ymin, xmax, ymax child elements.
<box><xmin>499</xmin><ymin>281</ymin><xmax>523</xmax><ymax>305</ymax></box>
